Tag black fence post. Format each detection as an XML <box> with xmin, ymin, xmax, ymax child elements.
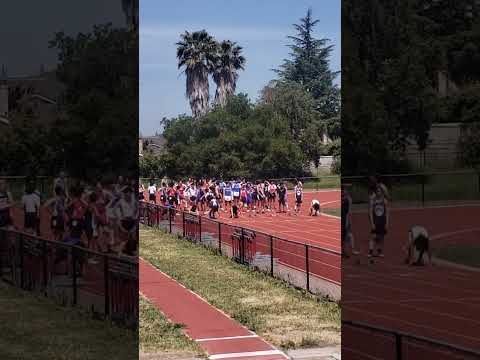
<box><xmin>421</xmin><ymin>174</ymin><xmax>425</xmax><ymax>207</ymax></box>
<box><xmin>198</xmin><ymin>216</ymin><xmax>202</xmax><ymax>243</ymax></box>
<box><xmin>182</xmin><ymin>211</ymin><xmax>186</xmax><ymax>237</ymax></box>
<box><xmin>395</xmin><ymin>333</ymin><xmax>402</xmax><ymax>360</ymax></box>
<box><xmin>104</xmin><ymin>255</ymin><xmax>110</xmax><ymax>316</ymax></box>
<box><xmin>169</xmin><ymin>208</ymin><xmax>172</xmax><ymax>234</ymax></box>
<box><xmin>270</xmin><ymin>236</ymin><xmax>274</xmax><ymax>277</ymax></box>
<box><xmin>72</xmin><ymin>248</ymin><xmax>77</xmax><ymax>306</ymax></box>
<box><xmin>240</xmin><ymin>227</ymin><xmax>245</xmax><ymax>264</ymax></box>
<box><xmin>156</xmin><ymin>205</ymin><xmax>160</xmax><ymax>227</ymax></box>
<box><xmin>43</xmin><ymin>241</ymin><xmax>48</xmax><ymax>291</ymax></box>
<box><xmin>305</xmin><ymin>244</ymin><xmax>310</xmax><ymax>292</ymax></box>
<box><xmin>19</xmin><ymin>234</ymin><xmax>24</xmax><ymax>289</ymax></box>
<box><xmin>218</xmin><ymin>222</ymin><xmax>222</xmax><ymax>254</ymax></box>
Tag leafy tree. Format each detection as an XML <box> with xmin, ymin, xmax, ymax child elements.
<box><xmin>48</xmin><ymin>23</ymin><xmax>138</xmax><ymax>180</ymax></box>
<box><xmin>276</xmin><ymin>8</ymin><xmax>340</xmax><ymax>122</ymax></box>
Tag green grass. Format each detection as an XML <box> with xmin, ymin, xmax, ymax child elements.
<box><xmin>435</xmin><ymin>245</ymin><xmax>480</xmax><ymax>268</ymax></box>
<box><xmin>0</xmin><ymin>281</ymin><xmax>137</xmax><ymax>360</ymax></box>
<box><xmin>140</xmin><ymin>226</ymin><xmax>340</xmax><ymax>350</ymax></box>
<box><xmin>323</xmin><ymin>208</ymin><xmax>340</xmax><ymax>217</ymax></box>
<box><xmin>140</xmin><ymin>296</ymin><xmax>205</xmax><ymax>357</ymax></box>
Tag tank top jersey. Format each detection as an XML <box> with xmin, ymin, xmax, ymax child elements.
<box><xmin>224</xmin><ymin>186</ymin><xmax>232</xmax><ymax>197</ymax></box>
<box><xmin>295</xmin><ymin>187</ymin><xmax>302</xmax><ymax>200</ymax></box>
<box><xmin>371</xmin><ymin>197</ymin><xmax>386</xmax><ymax>222</ymax></box>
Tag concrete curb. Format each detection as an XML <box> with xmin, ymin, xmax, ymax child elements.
<box><xmin>288</xmin><ymin>346</ymin><xmax>341</xmax><ymax>360</ymax></box>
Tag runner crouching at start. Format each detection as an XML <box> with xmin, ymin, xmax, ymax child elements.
<box><xmin>309</xmin><ymin>199</ymin><xmax>321</xmax><ymax>216</ymax></box>
<box><xmin>404</xmin><ymin>225</ymin><xmax>432</xmax><ymax>266</ymax></box>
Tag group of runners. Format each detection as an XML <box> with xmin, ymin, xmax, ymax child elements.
<box><xmin>0</xmin><ymin>174</ymin><xmax>138</xmax><ymax>259</ymax></box>
<box><xmin>341</xmin><ymin>175</ymin><xmax>432</xmax><ymax>266</ymax></box>
<box><xmin>141</xmin><ymin>178</ymin><xmax>322</xmax><ymax>219</ymax></box>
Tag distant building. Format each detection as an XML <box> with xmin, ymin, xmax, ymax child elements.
<box><xmin>139</xmin><ymin>135</ymin><xmax>166</xmax><ymax>157</ymax></box>
<box><xmin>0</xmin><ymin>65</ymin><xmax>65</xmax><ymax>126</ymax></box>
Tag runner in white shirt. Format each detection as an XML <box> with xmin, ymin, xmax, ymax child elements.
<box><xmin>404</xmin><ymin>225</ymin><xmax>432</xmax><ymax>266</ymax></box>
<box><xmin>147</xmin><ymin>182</ymin><xmax>157</xmax><ymax>204</ymax></box>
<box><xmin>22</xmin><ymin>182</ymin><xmax>41</xmax><ymax>235</ymax></box>
<box><xmin>116</xmin><ymin>186</ymin><xmax>138</xmax><ymax>255</ymax></box>
<box><xmin>309</xmin><ymin>199</ymin><xmax>321</xmax><ymax>216</ymax></box>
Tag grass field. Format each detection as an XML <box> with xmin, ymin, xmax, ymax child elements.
<box><xmin>140</xmin><ymin>296</ymin><xmax>205</xmax><ymax>358</ymax></box>
<box><xmin>435</xmin><ymin>244</ymin><xmax>480</xmax><ymax>268</ymax></box>
<box><xmin>0</xmin><ymin>281</ymin><xmax>137</xmax><ymax>360</ymax></box>
<box><xmin>323</xmin><ymin>208</ymin><xmax>340</xmax><ymax>217</ymax></box>
<box><xmin>140</xmin><ymin>226</ymin><xmax>340</xmax><ymax>351</ymax></box>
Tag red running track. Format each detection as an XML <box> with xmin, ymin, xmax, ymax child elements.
<box><xmin>145</xmin><ymin>190</ymin><xmax>342</xmax><ymax>285</ymax></box>
<box><xmin>342</xmin><ymin>205</ymin><xmax>480</xmax><ymax>358</ymax></box>
<box><xmin>140</xmin><ymin>259</ymin><xmax>288</xmax><ymax>360</ymax></box>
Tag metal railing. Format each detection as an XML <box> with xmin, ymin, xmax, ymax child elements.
<box><xmin>0</xmin><ymin>229</ymin><xmax>138</xmax><ymax>329</ymax></box>
<box><xmin>343</xmin><ymin>320</ymin><xmax>480</xmax><ymax>359</ymax></box>
<box><xmin>139</xmin><ymin>201</ymin><xmax>341</xmax><ymax>298</ymax></box>
<box><xmin>342</xmin><ymin>170</ymin><xmax>480</xmax><ymax>206</ymax></box>
<box><xmin>262</xmin><ymin>176</ymin><xmax>341</xmax><ymax>191</ymax></box>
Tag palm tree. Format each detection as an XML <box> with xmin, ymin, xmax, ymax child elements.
<box><xmin>176</xmin><ymin>30</ymin><xmax>217</xmax><ymax>118</ymax></box>
<box><xmin>212</xmin><ymin>40</ymin><xmax>246</xmax><ymax>107</ymax></box>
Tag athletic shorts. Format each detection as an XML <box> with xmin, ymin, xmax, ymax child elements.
<box><xmin>190</xmin><ymin>195</ymin><xmax>197</xmax><ymax>202</ymax></box>
<box><xmin>24</xmin><ymin>212</ymin><xmax>37</xmax><ymax>229</ymax></box>
<box><xmin>414</xmin><ymin>236</ymin><xmax>429</xmax><ymax>252</ymax></box>
<box><xmin>149</xmin><ymin>193</ymin><xmax>156</xmax><ymax>201</ymax></box>
<box><xmin>279</xmin><ymin>197</ymin><xmax>286</xmax><ymax>206</ymax></box>
<box><xmin>224</xmin><ymin>196</ymin><xmax>232</xmax><ymax>202</ymax></box>
<box><xmin>51</xmin><ymin>216</ymin><xmax>65</xmax><ymax>231</ymax></box>
<box><xmin>121</xmin><ymin>218</ymin><xmax>136</xmax><ymax>232</ymax></box>
<box><xmin>296</xmin><ymin>197</ymin><xmax>302</xmax><ymax>204</ymax></box>
<box><xmin>0</xmin><ymin>211</ymin><xmax>12</xmax><ymax>227</ymax></box>
<box><xmin>372</xmin><ymin>219</ymin><xmax>387</xmax><ymax>239</ymax></box>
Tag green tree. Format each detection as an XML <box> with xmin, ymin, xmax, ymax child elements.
<box><xmin>49</xmin><ymin>23</ymin><xmax>138</xmax><ymax>179</ymax></box>
<box><xmin>276</xmin><ymin>8</ymin><xmax>340</xmax><ymax>122</ymax></box>
<box><xmin>212</xmin><ymin>40</ymin><xmax>246</xmax><ymax>107</ymax></box>
<box><xmin>176</xmin><ymin>30</ymin><xmax>217</xmax><ymax>117</ymax></box>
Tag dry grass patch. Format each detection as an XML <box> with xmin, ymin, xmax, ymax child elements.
<box><xmin>139</xmin><ymin>296</ymin><xmax>205</xmax><ymax>357</ymax></box>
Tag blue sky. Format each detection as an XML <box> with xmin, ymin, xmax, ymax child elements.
<box><xmin>140</xmin><ymin>0</ymin><xmax>340</xmax><ymax>136</ymax></box>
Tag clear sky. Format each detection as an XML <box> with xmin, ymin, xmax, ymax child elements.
<box><xmin>140</xmin><ymin>0</ymin><xmax>340</xmax><ymax>136</ymax></box>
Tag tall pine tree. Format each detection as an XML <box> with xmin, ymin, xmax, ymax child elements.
<box><xmin>276</xmin><ymin>8</ymin><xmax>340</xmax><ymax>123</ymax></box>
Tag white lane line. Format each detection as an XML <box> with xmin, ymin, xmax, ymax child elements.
<box><xmin>196</xmin><ymin>335</ymin><xmax>259</xmax><ymax>342</ymax></box>
<box><xmin>209</xmin><ymin>350</ymin><xmax>286</xmax><ymax>359</ymax></box>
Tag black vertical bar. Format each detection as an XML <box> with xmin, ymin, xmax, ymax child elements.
<box><xmin>169</xmin><ymin>208</ymin><xmax>172</xmax><ymax>233</ymax></box>
<box><xmin>43</xmin><ymin>241</ymin><xmax>47</xmax><ymax>290</ymax></box>
<box><xmin>198</xmin><ymin>216</ymin><xmax>202</xmax><ymax>243</ymax></box>
<box><xmin>270</xmin><ymin>236</ymin><xmax>274</xmax><ymax>277</ymax></box>
<box><xmin>395</xmin><ymin>333</ymin><xmax>402</xmax><ymax>360</ymax></box>
<box><xmin>182</xmin><ymin>211</ymin><xmax>186</xmax><ymax>237</ymax></box>
<box><xmin>72</xmin><ymin>248</ymin><xmax>77</xmax><ymax>305</ymax></box>
<box><xmin>156</xmin><ymin>205</ymin><xmax>159</xmax><ymax>227</ymax></box>
<box><xmin>104</xmin><ymin>256</ymin><xmax>109</xmax><ymax>316</ymax></box>
<box><xmin>19</xmin><ymin>235</ymin><xmax>24</xmax><ymax>288</ymax></box>
<box><xmin>241</xmin><ymin>228</ymin><xmax>245</xmax><ymax>263</ymax></box>
<box><xmin>421</xmin><ymin>174</ymin><xmax>425</xmax><ymax>207</ymax></box>
<box><xmin>218</xmin><ymin>222</ymin><xmax>222</xmax><ymax>254</ymax></box>
<box><xmin>305</xmin><ymin>244</ymin><xmax>310</xmax><ymax>292</ymax></box>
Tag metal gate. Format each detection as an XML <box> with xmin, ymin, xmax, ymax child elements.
<box><xmin>232</xmin><ymin>228</ymin><xmax>256</xmax><ymax>265</ymax></box>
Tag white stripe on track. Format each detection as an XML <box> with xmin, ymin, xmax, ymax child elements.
<box><xmin>196</xmin><ymin>335</ymin><xmax>259</xmax><ymax>342</ymax></box>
